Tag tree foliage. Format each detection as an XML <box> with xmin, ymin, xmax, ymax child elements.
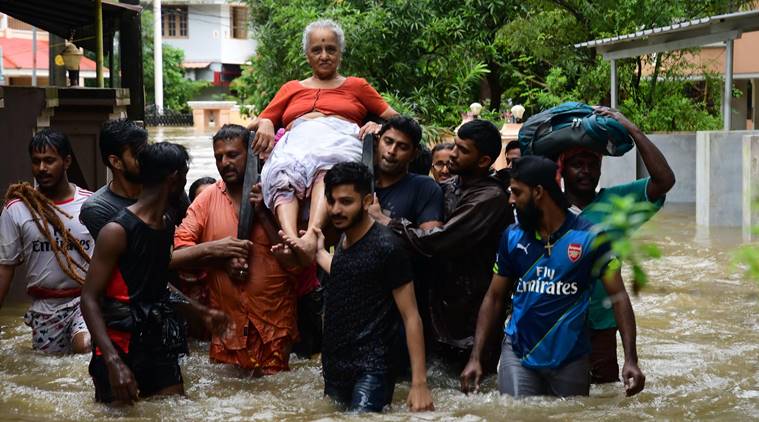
<box><xmin>142</xmin><ymin>10</ymin><xmax>208</xmax><ymax>113</ymax></box>
<box><xmin>234</xmin><ymin>0</ymin><xmax>750</xmax><ymax>130</ymax></box>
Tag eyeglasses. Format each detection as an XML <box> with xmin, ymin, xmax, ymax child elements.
<box><xmin>432</xmin><ymin>161</ymin><xmax>449</xmax><ymax>171</ymax></box>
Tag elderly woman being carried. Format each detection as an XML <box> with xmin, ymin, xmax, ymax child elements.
<box><xmin>249</xmin><ymin>19</ymin><xmax>397</xmax><ymax>262</ymax></box>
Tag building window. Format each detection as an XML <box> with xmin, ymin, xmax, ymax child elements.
<box><xmin>230</xmin><ymin>6</ymin><xmax>248</xmax><ymax>39</ymax></box>
<box><xmin>162</xmin><ymin>6</ymin><xmax>188</xmax><ymax>39</ymax></box>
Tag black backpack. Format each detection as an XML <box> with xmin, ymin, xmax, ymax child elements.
<box><xmin>518</xmin><ymin>102</ymin><xmax>634</xmax><ymax>159</ymax></box>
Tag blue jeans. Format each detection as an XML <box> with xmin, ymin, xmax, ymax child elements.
<box><xmin>324</xmin><ymin>372</ymin><xmax>396</xmax><ymax>412</ymax></box>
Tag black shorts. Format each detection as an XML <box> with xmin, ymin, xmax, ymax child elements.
<box><xmin>89</xmin><ymin>343</ymin><xmax>183</xmax><ymax>403</ymax></box>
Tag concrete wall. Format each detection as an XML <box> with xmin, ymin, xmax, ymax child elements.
<box><xmin>697</xmin><ymin>130</ymin><xmax>759</xmax><ymax>227</ymax></box>
<box><xmin>645</xmin><ymin>133</ymin><xmax>697</xmax><ymax>203</ymax></box>
<box><xmin>598</xmin><ymin>145</ymin><xmax>637</xmax><ymax>189</ymax></box>
<box><xmin>752</xmin><ymin>78</ymin><xmax>758</xmax><ymax>129</ymax></box>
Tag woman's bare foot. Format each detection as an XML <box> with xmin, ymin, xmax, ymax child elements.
<box><xmin>271</xmin><ymin>243</ymin><xmax>299</xmax><ymax>269</ymax></box>
<box><xmin>278</xmin><ymin>229</ymin><xmax>317</xmax><ymax>266</ymax></box>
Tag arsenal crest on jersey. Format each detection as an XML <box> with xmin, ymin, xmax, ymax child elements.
<box><xmin>567</xmin><ymin>243</ymin><xmax>582</xmax><ymax>262</ymax></box>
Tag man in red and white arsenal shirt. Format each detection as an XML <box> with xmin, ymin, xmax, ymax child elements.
<box><xmin>0</xmin><ymin>129</ymin><xmax>93</xmax><ymax>354</ymax></box>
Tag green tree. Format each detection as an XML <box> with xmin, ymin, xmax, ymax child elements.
<box><xmin>142</xmin><ymin>10</ymin><xmax>208</xmax><ymax>113</ymax></box>
<box><xmin>235</xmin><ymin>0</ymin><xmax>749</xmax><ymax>130</ymax></box>
<box><xmin>499</xmin><ymin>0</ymin><xmax>749</xmax><ymax>128</ymax></box>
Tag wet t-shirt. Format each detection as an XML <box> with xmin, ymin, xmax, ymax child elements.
<box><xmin>0</xmin><ymin>186</ymin><xmax>94</xmax><ymax>313</ymax></box>
<box><xmin>495</xmin><ymin>213</ymin><xmax>612</xmax><ymax>369</ymax></box>
<box><xmin>80</xmin><ymin>184</ymin><xmax>189</xmax><ymax>239</ymax></box>
<box><xmin>322</xmin><ymin>223</ymin><xmax>413</xmax><ymax>383</ymax></box>
<box><xmin>576</xmin><ymin>177</ymin><xmax>664</xmax><ymax>330</ymax></box>
<box><xmin>375</xmin><ymin>173</ymin><xmax>443</xmax><ymax>225</ymax></box>
<box><xmin>79</xmin><ymin>184</ymin><xmax>135</xmax><ymax>240</ymax></box>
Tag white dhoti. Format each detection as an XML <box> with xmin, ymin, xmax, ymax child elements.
<box><xmin>261</xmin><ymin>116</ymin><xmax>362</xmax><ymax>210</ymax></box>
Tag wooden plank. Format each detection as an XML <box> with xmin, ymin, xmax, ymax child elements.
<box><xmin>237</xmin><ymin>131</ymin><xmax>260</xmax><ymax>240</ymax></box>
<box><xmin>361</xmin><ymin>133</ymin><xmax>375</xmax><ymax>192</ymax></box>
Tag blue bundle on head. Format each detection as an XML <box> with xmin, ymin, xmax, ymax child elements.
<box><xmin>518</xmin><ymin>102</ymin><xmax>634</xmax><ymax>159</ymax></box>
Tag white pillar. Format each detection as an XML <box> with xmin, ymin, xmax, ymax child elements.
<box><xmin>31</xmin><ymin>27</ymin><xmax>37</xmax><ymax>86</ymax></box>
<box><xmin>723</xmin><ymin>39</ymin><xmax>734</xmax><ymax>130</ymax></box>
<box><xmin>154</xmin><ymin>0</ymin><xmax>164</xmax><ymax>114</ymax></box>
<box><xmin>610</xmin><ymin>59</ymin><xmax>618</xmax><ymax>109</ymax></box>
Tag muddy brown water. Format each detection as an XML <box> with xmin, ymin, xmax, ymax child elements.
<box><xmin>0</xmin><ymin>127</ymin><xmax>757</xmax><ymax>421</ymax></box>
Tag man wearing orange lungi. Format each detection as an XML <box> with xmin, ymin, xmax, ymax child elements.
<box><xmin>172</xmin><ymin>124</ymin><xmax>298</xmax><ymax>375</ymax></box>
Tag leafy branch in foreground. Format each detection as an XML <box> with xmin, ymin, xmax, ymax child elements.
<box><xmin>733</xmin><ymin>199</ymin><xmax>759</xmax><ymax>283</ymax></box>
<box><xmin>592</xmin><ymin>194</ymin><xmax>662</xmax><ymax>294</ymax></box>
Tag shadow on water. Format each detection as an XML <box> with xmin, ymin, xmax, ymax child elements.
<box><xmin>1</xmin><ymin>128</ymin><xmax>757</xmax><ymax>420</ymax></box>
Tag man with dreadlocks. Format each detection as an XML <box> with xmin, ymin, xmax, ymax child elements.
<box><xmin>0</xmin><ymin>129</ymin><xmax>93</xmax><ymax>354</ymax></box>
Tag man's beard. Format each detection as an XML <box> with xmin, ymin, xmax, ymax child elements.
<box><xmin>516</xmin><ymin>197</ymin><xmax>542</xmax><ymax>234</ymax></box>
<box><xmin>123</xmin><ymin>167</ymin><xmax>142</xmax><ymax>184</ymax></box>
<box><xmin>333</xmin><ymin>208</ymin><xmax>364</xmax><ymax>231</ymax></box>
<box><xmin>379</xmin><ymin>157</ymin><xmax>405</xmax><ymax>177</ymax></box>
<box><xmin>449</xmin><ymin>161</ymin><xmax>473</xmax><ymax>177</ymax></box>
<box><xmin>220</xmin><ymin>165</ymin><xmax>242</xmax><ymax>185</ymax></box>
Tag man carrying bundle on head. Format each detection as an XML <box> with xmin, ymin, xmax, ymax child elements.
<box><xmin>555</xmin><ymin>106</ymin><xmax>674</xmax><ymax>385</ymax></box>
<box><xmin>0</xmin><ymin>129</ymin><xmax>93</xmax><ymax>354</ymax></box>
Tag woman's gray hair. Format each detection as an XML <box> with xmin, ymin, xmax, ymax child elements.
<box><xmin>302</xmin><ymin>19</ymin><xmax>345</xmax><ymax>54</ymax></box>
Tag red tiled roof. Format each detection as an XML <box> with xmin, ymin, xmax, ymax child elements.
<box><xmin>0</xmin><ymin>36</ymin><xmax>98</xmax><ymax>71</ymax></box>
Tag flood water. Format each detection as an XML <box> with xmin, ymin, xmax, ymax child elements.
<box><xmin>1</xmin><ymin>127</ymin><xmax>757</xmax><ymax>421</ymax></box>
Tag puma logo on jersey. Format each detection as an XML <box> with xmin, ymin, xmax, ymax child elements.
<box><xmin>516</xmin><ymin>243</ymin><xmax>530</xmax><ymax>255</ymax></box>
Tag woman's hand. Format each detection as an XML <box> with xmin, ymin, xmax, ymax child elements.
<box><xmin>253</xmin><ymin>118</ymin><xmax>276</xmax><ymax>156</ymax></box>
<box><xmin>358</xmin><ymin>121</ymin><xmax>382</xmax><ymax>140</ymax></box>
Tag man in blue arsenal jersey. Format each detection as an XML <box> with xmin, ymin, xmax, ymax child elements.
<box><xmin>460</xmin><ymin>156</ymin><xmax>644</xmax><ymax>398</ymax></box>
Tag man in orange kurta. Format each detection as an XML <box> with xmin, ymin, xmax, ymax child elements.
<box><xmin>173</xmin><ymin>125</ymin><xmax>298</xmax><ymax>374</ymax></box>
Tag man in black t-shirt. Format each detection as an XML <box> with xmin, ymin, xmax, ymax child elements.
<box><xmin>368</xmin><ymin>116</ymin><xmax>443</xmax><ymax>230</ymax></box>
<box><xmin>367</xmin><ymin>116</ymin><xmax>443</xmax><ymax>350</ymax></box>
<box><xmin>294</xmin><ymin>162</ymin><xmax>433</xmax><ymax>413</ymax></box>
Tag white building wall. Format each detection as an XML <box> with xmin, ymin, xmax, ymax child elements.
<box><xmin>163</xmin><ymin>4</ymin><xmax>224</xmax><ymax>63</ymax></box>
<box><xmin>161</xmin><ymin>3</ymin><xmax>255</xmax><ymax>65</ymax></box>
<box><xmin>219</xmin><ymin>5</ymin><xmax>256</xmax><ymax>64</ymax></box>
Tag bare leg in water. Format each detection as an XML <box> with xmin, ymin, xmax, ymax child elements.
<box><xmin>274</xmin><ymin>171</ymin><xmax>328</xmax><ymax>265</ymax></box>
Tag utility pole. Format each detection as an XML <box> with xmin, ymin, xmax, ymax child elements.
<box><xmin>96</xmin><ymin>0</ymin><xmax>104</xmax><ymax>87</ymax></box>
<box><xmin>154</xmin><ymin>0</ymin><xmax>164</xmax><ymax>114</ymax></box>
